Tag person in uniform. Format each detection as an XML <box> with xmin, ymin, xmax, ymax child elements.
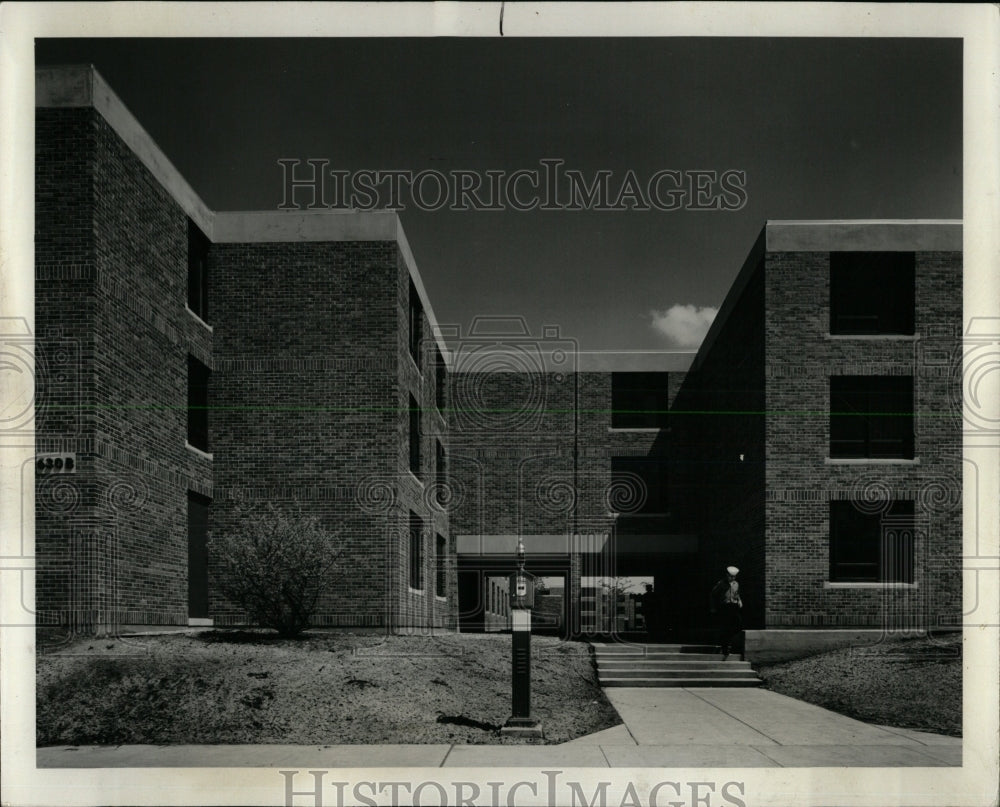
<box><xmin>710</xmin><ymin>565</ymin><xmax>744</xmax><ymax>661</ymax></box>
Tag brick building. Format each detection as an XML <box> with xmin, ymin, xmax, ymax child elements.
<box><xmin>673</xmin><ymin>221</ymin><xmax>963</xmax><ymax>658</ymax></box>
<box><xmin>451</xmin><ymin>222</ymin><xmax>962</xmax><ymax>656</ymax></box>
<box><xmin>447</xmin><ymin>340</ymin><xmax>697</xmax><ymax>636</ymax></box>
<box><xmin>34</xmin><ymin>66</ymin><xmax>962</xmax><ymax>655</ymax></box>
<box><xmin>35</xmin><ymin>65</ymin><xmax>455</xmax><ymax>632</ymax></box>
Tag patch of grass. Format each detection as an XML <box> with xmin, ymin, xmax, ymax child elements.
<box><xmin>757</xmin><ymin>633</ymin><xmax>961</xmax><ymax>737</ymax></box>
<box><xmin>37</xmin><ymin>632</ymin><xmax>620</xmax><ymax>746</ymax></box>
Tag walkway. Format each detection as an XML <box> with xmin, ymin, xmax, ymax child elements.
<box><xmin>588</xmin><ymin>686</ymin><xmax>961</xmax><ymax>767</ymax></box>
<box><xmin>38</xmin><ymin>687</ymin><xmax>960</xmax><ymax>768</ymax></box>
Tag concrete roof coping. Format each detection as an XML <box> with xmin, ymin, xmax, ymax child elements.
<box><xmin>692</xmin><ymin>218</ymin><xmax>963</xmax><ymax>373</ymax></box>
<box><xmin>36</xmin><ymin>65</ymin><xmax>452</xmax><ymax>360</ymax></box>
<box><xmin>396</xmin><ymin>219</ymin><xmax>450</xmax><ymax>364</ymax></box>
<box><xmin>445</xmin><ymin>349</ymin><xmax>694</xmax><ymax>373</ymax></box>
<box><xmin>765</xmin><ymin>219</ymin><xmax>962</xmax><ymax>252</ymax></box>
<box><xmin>37</xmin><ymin>64</ymin><xmax>216</xmax><ymax>237</ymax></box>
<box><xmin>210</xmin><ymin>209</ymin><xmax>399</xmax><ymax>243</ymax></box>
<box><xmin>575</xmin><ymin>350</ymin><xmax>695</xmax><ymax>372</ymax></box>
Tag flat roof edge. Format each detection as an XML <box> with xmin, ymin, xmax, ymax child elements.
<box><xmin>36</xmin><ymin>66</ymin><xmax>418</xmax><ymax>247</ymax></box>
<box><xmin>211</xmin><ymin>209</ymin><xmax>400</xmax><ymax>243</ymax></box>
<box><xmin>445</xmin><ymin>350</ymin><xmax>695</xmax><ymax>373</ymax></box>
<box><xmin>36</xmin><ymin>66</ymin><xmax>449</xmax><ymax>360</ymax></box>
<box><xmin>37</xmin><ymin>65</ymin><xmax>216</xmax><ymax>238</ymax></box>
<box><xmin>35</xmin><ymin>64</ymin><xmax>93</xmax><ymax>106</ymax></box>
<box><xmin>396</xmin><ymin>218</ymin><xmax>451</xmax><ymax>363</ymax></box>
<box><xmin>766</xmin><ymin>219</ymin><xmax>962</xmax><ymax>252</ymax></box>
<box><xmin>576</xmin><ymin>351</ymin><xmax>695</xmax><ymax>372</ymax></box>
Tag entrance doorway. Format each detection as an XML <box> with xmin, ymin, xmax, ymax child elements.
<box><xmin>579</xmin><ymin>576</ymin><xmax>653</xmax><ymax>635</ymax></box>
<box><xmin>457</xmin><ymin>563</ymin><xmax>570</xmax><ymax>636</ymax></box>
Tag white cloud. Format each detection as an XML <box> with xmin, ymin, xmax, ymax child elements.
<box><xmin>650</xmin><ymin>304</ymin><xmax>718</xmax><ymax>348</ymax></box>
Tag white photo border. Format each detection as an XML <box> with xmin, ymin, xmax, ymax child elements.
<box><xmin>1</xmin><ymin>3</ymin><xmax>997</xmax><ymax>806</ymax></box>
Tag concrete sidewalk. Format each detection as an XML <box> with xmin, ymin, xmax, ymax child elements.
<box><xmin>37</xmin><ymin>688</ymin><xmax>960</xmax><ymax>768</ymax></box>
<box><xmin>590</xmin><ymin>687</ymin><xmax>961</xmax><ymax>768</ymax></box>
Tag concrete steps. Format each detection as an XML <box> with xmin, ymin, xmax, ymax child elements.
<box><xmin>593</xmin><ymin>643</ymin><xmax>763</xmax><ymax>688</ymax></box>
<box><xmin>599</xmin><ymin>661</ymin><xmax>755</xmax><ymax>672</ymax></box>
<box><xmin>600</xmin><ymin>652</ymin><xmax>725</xmax><ymax>662</ymax></box>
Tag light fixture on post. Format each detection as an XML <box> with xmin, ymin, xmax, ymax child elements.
<box><xmin>501</xmin><ymin>536</ymin><xmax>542</xmax><ymax>738</ymax></box>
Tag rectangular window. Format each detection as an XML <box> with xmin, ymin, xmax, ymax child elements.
<box><xmin>611</xmin><ymin>456</ymin><xmax>670</xmax><ymax>514</ymax></box>
<box><xmin>611</xmin><ymin>372</ymin><xmax>669</xmax><ymax>428</ymax></box>
<box><xmin>830</xmin><ymin>376</ymin><xmax>914</xmax><ymax>459</ymax></box>
<box><xmin>435</xmin><ymin>347</ymin><xmax>447</xmax><ymax>411</ymax></box>
<box><xmin>187</xmin><ymin>355</ymin><xmax>210</xmax><ymax>451</ymax></box>
<box><xmin>435</xmin><ymin>534</ymin><xmax>447</xmax><ymax>597</ymax></box>
<box><xmin>187</xmin><ymin>218</ymin><xmax>210</xmax><ymax>321</ymax></box>
<box><xmin>409</xmin><ymin>279</ymin><xmax>423</xmax><ymax>369</ymax></box>
<box><xmin>187</xmin><ymin>491</ymin><xmax>211</xmax><ymax>618</ymax></box>
<box><xmin>830</xmin><ymin>500</ymin><xmax>915</xmax><ymax>583</ymax></box>
<box><xmin>409</xmin><ymin>511</ymin><xmax>424</xmax><ymax>590</ymax></box>
<box><xmin>830</xmin><ymin>252</ymin><xmax>915</xmax><ymax>335</ymax></box>
<box><xmin>409</xmin><ymin>394</ymin><xmax>421</xmax><ymax>476</ymax></box>
<box><xmin>436</xmin><ymin>440</ymin><xmax>446</xmax><ymax>503</ymax></box>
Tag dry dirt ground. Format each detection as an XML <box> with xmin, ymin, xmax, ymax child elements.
<box><xmin>757</xmin><ymin>632</ymin><xmax>962</xmax><ymax>737</ymax></box>
<box><xmin>37</xmin><ymin>631</ymin><xmax>621</xmax><ymax>746</ymax></box>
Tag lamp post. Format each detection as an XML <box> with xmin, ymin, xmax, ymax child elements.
<box><xmin>501</xmin><ymin>537</ymin><xmax>543</xmax><ymax>738</ymax></box>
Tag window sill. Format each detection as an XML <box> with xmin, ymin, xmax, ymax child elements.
<box><xmin>186</xmin><ymin>442</ymin><xmax>213</xmax><ymax>460</ymax></box>
<box><xmin>408</xmin><ymin>586</ymin><xmax>425</xmax><ymax>596</ymax></box>
<box><xmin>607</xmin><ymin>427</ymin><xmax>669</xmax><ymax>434</ymax></box>
<box><xmin>824</xmin><ymin>333</ymin><xmax>918</xmax><ymax>341</ymax></box>
<box><xmin>824</xmin><ymin>581</ymin><xmax>918</xmax><ymax>589</ymax></box>
<box><xmin>435</xmin><ymin>595</ymin><xmax>448</xmax><ymax>603</ymax></box>
<box><xmin>186</xmin><ymin>305</ymin><xmax>214</xmax><ymax>333</ymax></box>
<box><xmin>825</xmin><ymin>457</ymin><xmax>919</xmax><ymax>465</ymax></box>
<box><xmin>188</xmin><ymin>617</ymin><xmax>214</xmax><ymax>626</ymax></box>
<box><xmin>408</xmin><ymin>352</ymin><xmax>423</xmax><ymax>377</ymax></box>
<box><xmin>407</xmin><ymin>470</ymin><xmax>424</xmax><ymax>487</ymax></box>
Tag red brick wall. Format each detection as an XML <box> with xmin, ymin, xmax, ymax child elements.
<box><xmin>448</xmin><ymin>365</ymin><xmax>687</xmax><ymax>634</ymax></box>
<box><xmin>35</xmin><ymin>108</ymin><xmax>213</xmax><ymax>627</ymax></box>
<box><xmin>35</xmin><ymin>106</ymin><xmax>459</xmax><ymax>631</ymax></box>
<box><xmin>763</xmin><ymin>249</ymin><xmax>962</xmax><ymax>629</ymax></box>
<box><xmin>447</xmin><ymin>369</ymin><xmax>686</xmax><ymax>536</ymax></box>
<box><xmin>205</xmin><ymin>242</ymin><xmax>457</xmax><ymax>630</ymax></box>
<box><xmin>391</xmin><ymin>253</ymin><xmax>455</xmax><ymax>629</ymax></box>
<box><xmin>35</xmin><ymin>107</ymin><xmax>98</xmax><ymax>625</ymax></box>
<box><xmin>671</xmin><ymin>241</ymin><xmax>961</xmax><ymax>632</ymax></box>
<box><xmin>210</xmin><ymin>240</ymin><xmax>397</xmax><ymax>627</ymax></box>
<box><xmin>38</xmin><ymin>99</ymin><xmax>959</xmax><ymax>637</ymax></box>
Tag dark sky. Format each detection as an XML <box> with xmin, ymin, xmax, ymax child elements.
<box><xmin>36</xmin><ymin>37</ymin><xmax>962</xmax><ymax>351</ymax></box>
